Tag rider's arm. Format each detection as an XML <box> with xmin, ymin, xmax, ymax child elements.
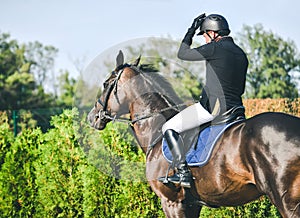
<box><xmin>178</xmin><ymin>41</ymin><xmax>214</xmax><ymax>61</ymax></box>
<box><xmin>178</xmin><ymin>43</ymin><xmax>205</xmax><ymax>61</ymax></box>
<box><xmin>177</xmin><ymin>21</ymin><xmax>214</xmax><ymax>61</ymax></box>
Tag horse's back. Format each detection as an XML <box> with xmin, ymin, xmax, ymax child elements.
<box><xmin>246</xmin><ymin>112</ymin><xmax>300</xmax><ymax>150</ymax></box>
<box><xmin>248</xmin><ymin>112</ymin><xmax>300</xmax><ymax>133</ymax></box>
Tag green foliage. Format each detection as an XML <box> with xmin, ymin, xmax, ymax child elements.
<box><xmin>84</xmin><ymin>122</ymin><xmax>164</xmax><ymax>217</ymax></box>
<box><xmin>0</xmin><ymin>32</ymin><xmax>56</xmax><ymax>111</ymax></box>
<box><xmin>0</xmin><ymin>109</ymin><xmax>164</xmax><ymax>217</ymax></box>
<box><xmin>34</xmin><ymin>109</ymin><xmax>86</xmax><ymax>217</ymax></box>
<box><xmin>0</xmin><ymin>112</ymin><xmax>14</xmax><ymax>166</ymax></box>
<box><xmin>25</xmin><ymin>41</ymin><xmax>58</xmax><ymax>86</ymax></box>
<box><xmin>57</xmin><ymin>71</ymin><xmax>77</xmax><ymax>107</ymax></box>
<box><xmin>201</xmin><ymin>197</ymin><xmax>280</xmax><ymax>217</ymax></box>
<box><xmin>0</xmin><ymin>108</ymin><xmax>282</xmax><ymax>217</ymax></box>
<box><xmin>0</xmin><ymin>127</ymin><xmax>42</xmax><ymax>217</ymax></box>
<box><xmin>0</xmin><ymin>32</ymin><xmax>78</xmax><ymax>133</ymax></box>
<box><xmin>237</xmin><ymin>24</ymin><xmax>300</xmax><ymax>98</ymax></box>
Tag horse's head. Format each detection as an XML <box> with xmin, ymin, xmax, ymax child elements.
<box><xmin>87</xmin><ymin>50</ymin><xmax>140</xmax><ymax>130</ymax></box>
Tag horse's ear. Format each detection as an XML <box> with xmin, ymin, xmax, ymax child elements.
<box><xmin>116</xmin><ymin>50</ymin><xmax>124</xmax><ymax>68</ymax></box>
<box><xmin>132</xmin><ymin>55</ymin><xmax>141</xmax><ymax>66</ymax></box>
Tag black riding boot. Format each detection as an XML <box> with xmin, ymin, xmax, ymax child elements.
<box><xmin>159</xmin><ymin>129</ymin><xmax>193</xmax><ymax>188</ymax></box>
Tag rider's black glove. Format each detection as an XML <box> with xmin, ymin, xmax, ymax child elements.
<box><xmin>191</xmin><ymin>13</ymin><xmax>206</xmax><ymax>30</ymax></box>
<box><xmin>182</xmin><ymin>13</ymin><xmax>206</xmax><ymax>46</ymax></box>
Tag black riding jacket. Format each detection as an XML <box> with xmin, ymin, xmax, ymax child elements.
<box><xmin>178</xmin><ymin>36</ymin><xmax>248</xmax><ymax>114</ymax></box>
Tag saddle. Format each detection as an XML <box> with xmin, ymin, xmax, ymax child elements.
<box><xmin>180</xmin><ymin>105</ymin><xmax>246</xmax><ymax>148</ymax></box>
<box><xmin>196</xmin><ymin>105</ymin><xmax>246</xmax><ymax>132</ymax></box>
<box><xmin>162</xmin><ymin>106</ymin><xmax>246</xmax><ymax>166</ymax></box>
<box><xmin>211</xmin><ymin>106</ymin><xmax>246</xmax><ymax>126</ymax></box>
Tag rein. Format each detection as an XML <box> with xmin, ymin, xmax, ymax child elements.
<box><xmin>100</xmin><ymin>102</ymin><xmax>188</xmax><ymax>126</ymax></box>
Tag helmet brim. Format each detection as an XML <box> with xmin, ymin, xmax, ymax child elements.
<box><xmin>197</xmin><ymin>30</ymin><xmax>205</xmax><ymax>35</ymax></box>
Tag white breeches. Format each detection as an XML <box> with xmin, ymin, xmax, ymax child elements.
<box><xmin>162</xmin><ymin>103</ymin><xmax>214</xmax><ymax>134</ymax></box>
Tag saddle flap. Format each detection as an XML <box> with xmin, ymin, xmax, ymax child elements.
<box><xmin>162</xmin><ymin>120</ymin><xmax>242</xmax><ymax>167</ymax></box>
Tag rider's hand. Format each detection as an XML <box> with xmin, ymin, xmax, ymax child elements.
<box><xmin>182</xmin><ymin>13</ymin><xmax>206</xmax><ymax>46</ymax></box>
<box><xmin>191</xmin><ymin>13</ymin><xmax>206</xmax><ymax>30</ymax></box>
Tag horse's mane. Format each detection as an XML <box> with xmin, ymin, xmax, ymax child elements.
<box><xmin>134</xmin><ymin>64</ymin><xmax>184</xmax><ymax>108</ymax></box>
<box><xmin>139</xmin><ymin>64</ymin><xmax>159</xmax><ymax>73</ymax></box>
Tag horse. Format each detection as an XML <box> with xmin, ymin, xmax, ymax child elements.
<box><xmin>87</xmin><ymin>51</ymin><xmax>300</xmax><ymax>218</ymax></box>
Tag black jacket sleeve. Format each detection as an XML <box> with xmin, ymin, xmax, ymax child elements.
<box><xmin>178</xmin><ymin>40</ymin><xmax>215</xmax><ymax>61</ymax></box>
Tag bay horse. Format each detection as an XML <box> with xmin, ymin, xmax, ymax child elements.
<box><xmin>87</xmin><ymin>51</ymin><xmax>300</xmax><ymax>218</ymax></box>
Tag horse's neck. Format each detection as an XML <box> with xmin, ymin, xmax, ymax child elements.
<box><xmin>125</xmin><ymin>71</ymin><xmax>180</xmax><ymax>152</ymax></box>
<box><xmin>129</xmin><ymin>97</ymin><xmax>165</xmax><ymax>153</ymax></box>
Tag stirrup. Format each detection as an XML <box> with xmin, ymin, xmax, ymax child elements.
<box><xmin>157</xmin><ymin>164</ymin><xmax>172</xmax><ymax>184</ymax></box>
<box><xmin>167</xmin><ymin>172</ymin><xmax>193</xmax><ymax>188</ymax></box>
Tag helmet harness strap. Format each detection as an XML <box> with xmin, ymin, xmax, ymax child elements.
<box><xmin>205</xmin><ymin>31</ymin><xmax>220</xmax><ymax>42</ymax></box>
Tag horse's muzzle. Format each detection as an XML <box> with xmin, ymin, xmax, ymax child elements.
<box><xmin>87</xmin><ymin>109</ymin><xmax>109</xmax><ymax>130</ymax></box>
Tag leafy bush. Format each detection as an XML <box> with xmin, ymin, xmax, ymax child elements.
<box><xmin>200</xmin><ymin>196</ymin><xmax>281</xmax><ymax>217</ymax></box>
<box><xmin>34</xmin><ymin>109</ymin><xmax>86</xmax><ymax>217</ymax></box>
<box><xmin>0</xmin><ymin>112</ymin><xmax>13</xmax><ymax>166</ymax></box>
<box><xmin>83</xmin><ymin>121</ymin><xmax>164</xmax><ymax>217</ymax></box>
<box><xmin>0</xmin><ymin>109</ymin><xmax>164</xmax><ymax>217</ymax></box>
<box><xmin>0</xmin><ymin>99</ymin><xmax>299</xmax><ymax>217</ymax></box>
<box><xmin>0</xmin><ymin>125</ymin><xmax>41</xmax><ymax>217</ymax></box>
<box><xmin>244</xmin><ymin>98</ymin><xmax>300</xmax><ymax>117</ymax></box>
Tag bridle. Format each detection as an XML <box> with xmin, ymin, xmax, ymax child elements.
<box><xmin>96</xmin><ymin>63</ymin><xmax>130</xmax><ymax>124</ymax></box>
<box><xmin>96</xmin><ymin>64</ymin><xmax>190</xmax><ymax>126</ymax></box>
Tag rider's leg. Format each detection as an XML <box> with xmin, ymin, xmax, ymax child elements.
<box><xmin>163</xmin><ymin>129</ymin><xmax>192</xmax><ymax>188</ymax></box>
<box><xmin>162</xmin><ymin>102</ymin><xmax>214</xmax><ymax>134</ymax></box>
<box><xmin>159</xmin><ymin>103</ymin><xmax>214</xmax><ymax>188</ymax></box>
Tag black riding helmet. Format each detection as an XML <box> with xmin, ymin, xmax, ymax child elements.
<box><xmin>198</xmin><ymin>14</ymin><xmax>231</xmax><ymax>36</ymax></box>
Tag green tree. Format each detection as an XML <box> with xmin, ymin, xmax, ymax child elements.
<box><xmin>56</xmin><ymin>70</ymin><xmax>77</xmax><ymax>107</ymax></box>
<box><xmin>0</xmin><ymin>32</ymin><xmax>55</xmax><ymax>110</ymax></box>
<box><xmin>237</xmin><ymin>24</ymin><xmax>300</xmax><ymax>98</ymax></box>
<box><xmin>25</xmin><ymin>41</ymin><xmax>58</xmax><ymax>87</ymax></box>
<box><xmin>0</xmin><ymin>32</ymin><xmax>78</xmax><ymax>133</ymax></box>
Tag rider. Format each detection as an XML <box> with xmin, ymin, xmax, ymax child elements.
<box><xmin>159</xmin><ymin>13</ymin><xmax>248</xmax><ymax>188</ymax></box>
